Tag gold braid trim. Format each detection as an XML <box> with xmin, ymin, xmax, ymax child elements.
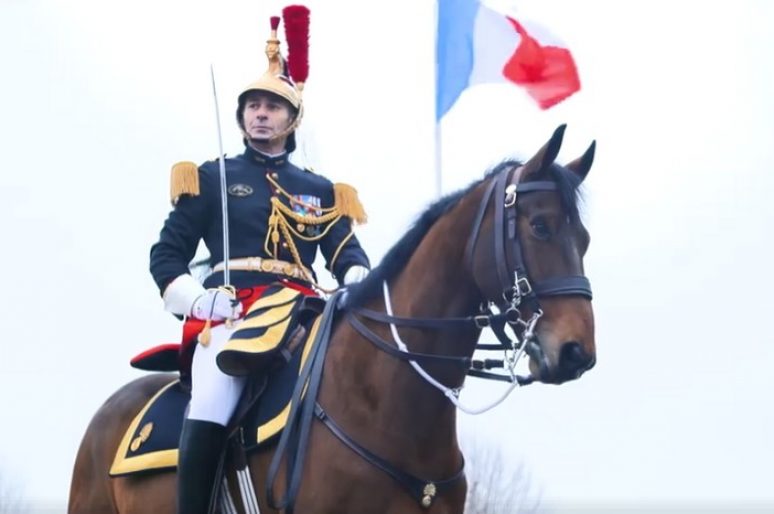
<box><xmin>275</xmin><ymin>211</ymin><xmax>338</xmax><ymax>294</ymax></box>
<box><xmin>265</xmin><ymin>175</ymin><xmax>367</xmax><ymax>225</ymax></box>
<box><xmin>271</xmin><ymin>197</ymin><xmax>341</xmax><ymax>224</ymax></box>
<box><xmin>262</xmin><ymin>175</ymin><xmax>347</xmax><ymax>294</ymax></box>
<box><xmin>328</xmin><ymin>230</ymin><xmax>355</xmax><ymax>273</ymax></box>
<box><xmin>265</xmin><ymin>175</ymin><xmax>339</xmax><ymax>215</ymax></box>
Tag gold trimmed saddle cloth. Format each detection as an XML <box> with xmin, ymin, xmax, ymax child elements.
<box><xmin>110</xmin><ymin>313</ymin><xmax>326</xmax><ymax>476</ymax></box>
<box><xmin>217</xmin><ymin>284</ymin><xmax>310</xmax><ymax>376</ymax></box>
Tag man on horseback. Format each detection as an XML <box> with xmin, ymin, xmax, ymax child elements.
<box><xmin>149</xmin><ymin>10</ymin><xmax>370</xmax><ymax>514</ymax></box>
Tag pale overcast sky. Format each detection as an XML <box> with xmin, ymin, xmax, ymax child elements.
<box><xmin>1</xmin><ymin>0</ymin><xmax>773</xmax><ymax>512</ymax></box>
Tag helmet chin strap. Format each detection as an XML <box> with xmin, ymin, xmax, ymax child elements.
<box><xmin>277</xmin><ymin>102</ymin><xmax>303</xmax><ymax>140</ymax></box>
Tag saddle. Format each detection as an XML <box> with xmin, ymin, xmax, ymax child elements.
<box><xmin>110</xmin><ymin>291</ymin><xmax>327</xmax><ymax>477</ymax></box>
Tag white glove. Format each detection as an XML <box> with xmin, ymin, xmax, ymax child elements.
<box><xmin>163</xmin><ymin>275</ymin><xmax>243</xmax><ymax>321</ymax></box>
<box><xmin>163</xmin><ymin>274</ymin><xmax>206</xmax><ymax>317</ymax></box>
<box><xmin>343</xmin><ymin>265</ymin><xmax>369</xmax><ymax>285</ymax></box>
<box><xmin>190</xmin><ymin>289</ymin><xmax>243</xmax><ymax>321</ymax></box>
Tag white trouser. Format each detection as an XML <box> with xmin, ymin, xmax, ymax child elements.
<box><xmin>187</xmin><ymin>322</ymin><xmax>246</xmax><ymax>426</ymax></box>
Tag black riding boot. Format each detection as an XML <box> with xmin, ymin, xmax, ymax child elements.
<box><xmin>176</xmin><ymin>419</ymin><xmax>227</xmax><ymax>514</ymax></box>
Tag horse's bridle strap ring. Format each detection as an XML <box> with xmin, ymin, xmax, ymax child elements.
<box><xmin>504</xmin><ymin>184</ymin><xmax>517</xmax><ymax>207</ymax></box>
<box><xmin>473</xmin><ymin>315</ymin><xmax>490</xmax><ymax>329</ymax></box>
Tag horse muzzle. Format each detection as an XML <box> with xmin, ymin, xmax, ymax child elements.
<box><xmin>527</xmin><ymin>338</ymin><xmax>595</xmax><ymax>384</ymax></box>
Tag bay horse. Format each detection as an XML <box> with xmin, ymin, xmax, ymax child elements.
<box><xmin>69</xmin><ymin>125</ymin><xmax>596</xmax><ymax>514</ymax></box>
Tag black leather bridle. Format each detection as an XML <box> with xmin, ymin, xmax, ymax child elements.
<box><xmin>349</xmin><ymin>165</ymin><xmax>593</xmax><ymax>382</ymax></box>
<box><xmin>465</xmin><ymin>164</ymin><xmax>592</xmax><ymax>331</ymax></box>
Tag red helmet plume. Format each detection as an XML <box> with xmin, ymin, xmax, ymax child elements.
<box><xmin>282</xmin><ymin>5</ymin><xmax>310</xmax><ymax>89</ymax></box>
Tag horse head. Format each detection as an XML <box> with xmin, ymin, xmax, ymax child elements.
<box><xmin>468</xmin><ymin>125</ymin><xmax>596</xmax><ymax>384</ymax></box>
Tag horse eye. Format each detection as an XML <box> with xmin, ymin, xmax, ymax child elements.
<box><xmin>530</xmin><ymin>219</ymin><xmax>551</xmax><ymax>240</ymax></box>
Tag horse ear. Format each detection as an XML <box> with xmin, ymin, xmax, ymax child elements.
<box><xmin>566</xmin><ymin>140</ymin><xmax>596</xmax><ymax>182</ymax></box>
<box><xmin>522</xmin><ymin>124</ymin><xmax>566</xmax><ymax>177</ymax></box>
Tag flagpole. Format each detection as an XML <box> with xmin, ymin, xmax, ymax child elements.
<box><xmin>433</xmin><ymin>0</ymin><xmax>442</xmax><ymax>199</ymax></box>
<box><xmin>434</xmin><ymin>122</ymin><xmax>442</xmax><ymax>198</ymax></box>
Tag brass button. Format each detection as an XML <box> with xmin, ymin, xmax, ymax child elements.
<box><xmin>271</xmin><ymin>172</ymin><xmax>278</xmax><ymax>179</ymax></box>
<box><xmin>297</xmin><ymin>223</ymin><xmax>305</xmax><ymax>232</ymax></box>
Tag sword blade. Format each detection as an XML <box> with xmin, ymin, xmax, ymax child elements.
<box><xmin>210</xmin><ymin>64</ymin><xmax>231</xmax><ymax>287</ymax></box>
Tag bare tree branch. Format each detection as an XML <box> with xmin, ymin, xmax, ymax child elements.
<box><xmin>0</xmin><ymin>472</ymin><xmax>26</xmax><ymax>514</ymax></box>
<box><xmin>462</xmin><ymin>437</ymin><xmax>541</xmax><ymax>514</ymax></box>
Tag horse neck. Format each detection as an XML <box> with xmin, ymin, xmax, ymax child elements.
<box><xmin>370</xmin><ymin>189</ymin><xmax>484</xmax><ymax>432</ymax></box>
<box><xmin>319</xmin><ymin>187</ymin><xmax>486</xmax><ymax>477</ymax></box>
<box><xmin>389</xmin><ymin>195</ymin><xmax>484</xmax><ymax>358</ymax></box>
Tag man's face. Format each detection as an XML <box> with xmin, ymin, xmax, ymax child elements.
<box><xmin>241</xmin><ymin>91</ymin><xmax>294</xmax><ymax>143</ymax></box>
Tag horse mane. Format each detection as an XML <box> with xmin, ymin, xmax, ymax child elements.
<box><xmin>346</xmin><ymin>159</ymin><xmax>583</xmax><ymax>306</ymax></box>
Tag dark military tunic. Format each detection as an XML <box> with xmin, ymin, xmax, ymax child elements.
<box><xmin>150</xmin><ymin>145</ymin><xmax>370</xmax><ymax>294</ymax></box>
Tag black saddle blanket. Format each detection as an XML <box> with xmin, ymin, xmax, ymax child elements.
<box><xmin>109</xmin><ymin>317</ymin><xmax>317</xmax><ymax>477</ymax></box>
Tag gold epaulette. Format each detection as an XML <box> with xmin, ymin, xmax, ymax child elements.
<box><xmin>169</xmin><ymin>161</ymin><xmax>199</xmax><ymax>205</ymax></box>
<box><xmin>334</xmin><ymin>183</ymin><xmax>367</xmax><ymax>225</ymax></box>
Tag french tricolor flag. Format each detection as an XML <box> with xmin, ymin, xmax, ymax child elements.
<box><xmin>436</xmin><ymin>0</ymin><xmax>581</xmax><ymax>120</ymax></box>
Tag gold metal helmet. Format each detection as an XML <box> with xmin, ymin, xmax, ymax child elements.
<box><xmin>236</xmin><ymin>7</ymin><xmax>309</xmax><ymax>152</ymax></box>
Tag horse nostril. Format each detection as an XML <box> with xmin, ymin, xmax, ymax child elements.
<box><xmin>559</xmin><ymin>342</ymin><xmax>591</xmax><ymax>373</ymax></box>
